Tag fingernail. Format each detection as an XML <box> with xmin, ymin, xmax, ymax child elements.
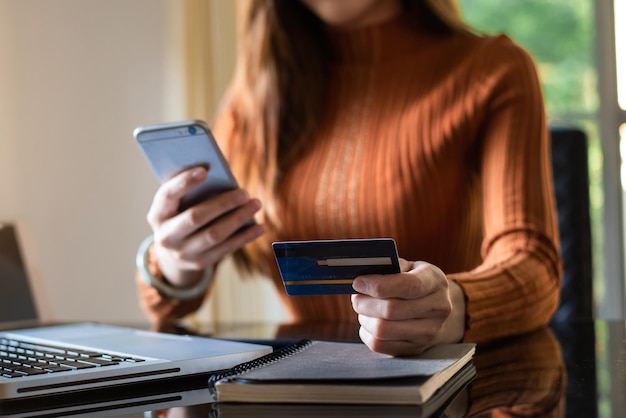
<box><xmin>191</xmin><ymin>167</ymin><xmax>206</xmax><ymax>179</ymax></box>
<box><xmin>352</xmin><ymin>277</ymin><xmax>367</xmax><ymax>293</ymax></box>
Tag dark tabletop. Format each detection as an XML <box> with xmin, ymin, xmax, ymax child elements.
<box><xmin>0</xmin><ymin>318</ymin><xmax>624</xmax><ymax>418</ymax></box>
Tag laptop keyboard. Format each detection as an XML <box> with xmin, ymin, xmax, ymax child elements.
<box><xmin>0</xmin><ymin>338</ymin><xmax>145</xmax><ymax>379</ymax></box>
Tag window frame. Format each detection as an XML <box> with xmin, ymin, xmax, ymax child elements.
<box><xmin>595</xmin><ymin>0</ymin><xmax>626</xmax><ymax>319</ymax></box>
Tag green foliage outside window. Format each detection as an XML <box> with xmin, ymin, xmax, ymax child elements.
<box><xmin>459</xmin><ymin>0</ymin><xmax>597</xmax><ymax>115</ymax></box>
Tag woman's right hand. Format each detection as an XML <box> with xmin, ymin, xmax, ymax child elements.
<box><xmin>146</xmin><ymin>166</ymin><xmax>266</xmax><ymax>288</ymax></box>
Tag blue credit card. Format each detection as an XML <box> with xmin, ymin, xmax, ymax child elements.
<box><xmin>272</xmin><ymin>238</ymin><xmax>401</xmax><ymax>296</ymax></box>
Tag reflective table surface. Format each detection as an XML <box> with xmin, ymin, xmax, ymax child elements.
<box><xmin>0</xmin><ymin>319</ymin><xmax>624</xmax><ymax>417</ymax></box>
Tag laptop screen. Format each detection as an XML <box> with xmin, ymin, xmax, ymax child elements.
<box><xmin>0</xmin><ymin>223</ymin><xmax>38</xmax><ymax>322</ymax></box>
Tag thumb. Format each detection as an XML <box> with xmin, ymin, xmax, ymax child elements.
<box><xmin>399</xmin><ymin>258</ymin><xmax>413</xmax><ymax>272</ymax></box>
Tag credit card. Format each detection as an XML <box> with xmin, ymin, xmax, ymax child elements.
<box><xmin>272</xmin><ymin>238</ymin><xmax>401</xmax><ymax>296</ymax></box>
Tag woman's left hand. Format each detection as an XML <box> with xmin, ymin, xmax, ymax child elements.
<box><xmin>351</xmin><ymin>259</ymin><xmax>466</xmax><ymax>356</ymax></box>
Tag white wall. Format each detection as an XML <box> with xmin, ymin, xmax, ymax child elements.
<box><xmin>0</xmin><ymin>0</ymin><xmax>174</xmax><ymax>322</ymax></box>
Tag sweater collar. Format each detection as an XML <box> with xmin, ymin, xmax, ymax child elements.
<box><xmin>325</xmin><ymin>15</ymin><xmax>434</xmax><ymax>64</ymax></box>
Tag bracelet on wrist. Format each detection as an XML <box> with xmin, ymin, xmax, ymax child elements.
<box><xmin>136</xmin><ymin>234</ymin><xmax>213</xmax><ymax>301</ymax></box>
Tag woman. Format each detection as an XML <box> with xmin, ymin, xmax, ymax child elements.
<box><xmin>136</xmin><ymin>0</ymin><xmax>561</xmax><ymax>356</ymax></box>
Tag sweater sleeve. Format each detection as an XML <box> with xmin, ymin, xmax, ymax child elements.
<box><xmin>449</xmin><ymin>36</ymin><xmax>562</xmax><ymax>342</ymax></box>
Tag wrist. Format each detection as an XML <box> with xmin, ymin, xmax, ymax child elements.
<box><xmin>152</xmin><ymin>244</ymin><xmax>206</xmax><ymax>288</ymax></box>
<box><xmin>136</xmin><ymin>234</ymin><xmax>213</xmax><ymax>300</ymax></box>
<box><xmin>446</xmin><ymin>280</ymin><xmax>467</xmax><ymax>342</ymax></box>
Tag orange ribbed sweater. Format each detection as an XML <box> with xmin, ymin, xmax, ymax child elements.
<box><xmin>137</xmin><ymin>16</ymin><xmax>562</xmax><ymax>343</ymax></box>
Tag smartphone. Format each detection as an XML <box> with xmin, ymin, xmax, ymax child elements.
<box><xmin>133</xmin><ymin>119</ymin><xmax>243</xmax><ymax>213</ymax></box>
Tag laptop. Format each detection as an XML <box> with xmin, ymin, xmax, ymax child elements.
<box><xmin>0</xmin><ymin>223</ymin><xmax>272</xmax><ymax>410</ymax></box>
<box><xmin>0</xmin><ymin>224</ymin><xmax>38</xmax><ymax>324</ymax></box>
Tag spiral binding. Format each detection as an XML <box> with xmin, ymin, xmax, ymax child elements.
<box><xmin>207</xmin><ymin>339</ymin><xmax>313</xmax><ymax>396</ymax></box>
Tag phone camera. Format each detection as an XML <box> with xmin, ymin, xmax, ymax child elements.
<box><xmin>188</xmin><ymin>126</ymin><xmax>197</xmax><ymax>135</ymax></box>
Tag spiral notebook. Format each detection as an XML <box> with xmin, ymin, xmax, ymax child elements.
<box><xmin>208</xmin><ymin>340</ymin><xmax>476</xmax><ymax>406</ymax></box>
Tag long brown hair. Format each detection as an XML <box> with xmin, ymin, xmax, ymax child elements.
<box><xmin>224</xmin><ymin>0</ymin><xmax>469</xmax><ymax>271</ymax></box>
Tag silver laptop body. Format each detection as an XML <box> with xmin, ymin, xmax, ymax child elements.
<box><xmin>0</xmin><ymin>322</ymin><xmax>271</xmax><ymax>403</ymax></box>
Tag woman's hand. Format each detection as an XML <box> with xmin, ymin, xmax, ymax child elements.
<box><xmin>146</xmin><ymin>166</ymin><xmax>266</xmax><ymax>288</ymax></box>
<box><xmin>351</xmin><ymin>259</ymin><xmax>466</xmax><ymax>356</ymax></box>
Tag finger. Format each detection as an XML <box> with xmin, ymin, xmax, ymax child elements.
<box><xmin>198</xmin><ymin>222</ymin><xmax>266</xmax><ymax>264</ymax></box>
<box><xmin>174</xmin><ymin>199</ymin><xmax>263</xmax><ymax>259</ymax></box>
<box><xmin>351</xmin><ymin>292</ymin><xmax>451</xmax><ymax>320</ymax></box>
<box><xmin>147</xmin><ymin>167</ymin><xmax>208</xmax><ymax>226</ymax></box>
<box><xmin>358</xmin><ymin>326</ymin><xmax>429</xmax><ymax>356</ymax></box>
<box><xmin>399</xmin><ymin>258</ymin><xmax>412</xmax><ymax>272</ymax></box>
<box><xmin>157</xmin><ymin>189</ymin><xmax>253</xmax><ymax>248</ymax></box>
<box><xmin>353</xmin><ymin>265</ymin><xmax>448</xmax><ymax>299</ymax></box>
<box><xmin>171</xmin><ymin>222</ymin><xmax>266</xmax><ymax>270</ymax></box>
<box><xmin>357</xmin><ymin>314</ymin><xmax>444</xmax><ymax>345</ymax></box>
